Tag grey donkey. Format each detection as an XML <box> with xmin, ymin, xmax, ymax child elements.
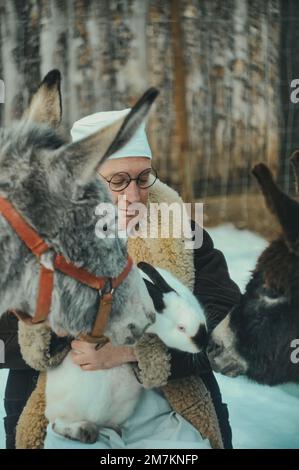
<box><xmin>0</xmin><ymin>70</ymin><xmax>157</xmax><ymax>342</ymax></box>
<box><xmin>0</xmin><ymin>70</ymin><xmax>159</xmax><ymax>442</ymax></box>
<box><xmin>0</xmin><ymin>71</ymin><xmax>207</xmax><ymax>444</ymax></box>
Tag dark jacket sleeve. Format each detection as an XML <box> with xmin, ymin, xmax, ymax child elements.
<box><xmin>169</xmin><ymin>224</ymin><xmax>241</xmax><ymax>380</ymax></box>
<box><xmin>0</xmin><ymin>312</ymin><xmax>32</xmax><ymax>370</ymax></box>
<box><xmin>192</xmin><ymin>227</ymin><xmax>241</xmax><ymax>329</ymax></box>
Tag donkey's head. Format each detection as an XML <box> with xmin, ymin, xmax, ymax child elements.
<box><xmin>207</xmin><ymin>160</ymin><xmax>299</xmax><ymax>384</ymax></box>
<box><xmin>0</xmin><ymin>70</ymin><xmax>158</xmax><ymax>343</ymax></box>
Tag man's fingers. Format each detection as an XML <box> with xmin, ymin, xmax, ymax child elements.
<box><xmin>71</xmin><ymin>352</ymin><xmax>92</xmax><ymax>369</ymax></box>
<box><xmin>81</xmin><ymin>364</ymin><xmax>94</xmax><ymax>371</ymax></box>
<box><xmin>71</xmin><ymin>339</ymin><xmax>86</xmax><ymax>350</ymax></box>
<box><xmin>71</xmin><ymin>339</ymin><xmax>97</xmax><ymax>352</ymax></box>
<box><xmin>71</xmin><ymin>350</ymin><xmax>86</xmax><ymax>365</ymax></box>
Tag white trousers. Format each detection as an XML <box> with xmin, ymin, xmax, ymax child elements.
<box><xmin>44</xmin><ymin>388</ymin><xmax>211</xmax><ymax>449</ymax></box>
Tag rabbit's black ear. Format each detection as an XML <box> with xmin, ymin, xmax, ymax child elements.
<box><xmin>138</xmin><ymin>262</ymin><xmax>175</xmax><ymax>294</ymax></box>
<box><xmin>143</xmin><ymin>279</ymin><xmax>165</xmax><ymax>313</ymax></box>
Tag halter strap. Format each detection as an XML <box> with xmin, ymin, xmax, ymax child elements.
<box><xmin>0</xmin><ymin>197</ymin><xmax>133</xmax><ymax>342</ymax></box>
<box><xmin>0</xmin><ymin>197</ymin><xmax>49</xmax><ymax>256</ymax></box>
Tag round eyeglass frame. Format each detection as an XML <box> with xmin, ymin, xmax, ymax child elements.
<box><xmin>100</xmin><ymin>167</ymin><xmax>158</xmax><ymax>192</ymax></box>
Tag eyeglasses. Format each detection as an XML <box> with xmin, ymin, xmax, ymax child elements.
<box><xmin>99</xmin><ymin>168</ymin><xmax>158</xmax><ymax>192</ymax></box>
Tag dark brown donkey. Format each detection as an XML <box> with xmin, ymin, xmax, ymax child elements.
<box><xmin>207</xmin><ymin>157</ymin><xmax>299</xmax><ymax>385</ymax></box>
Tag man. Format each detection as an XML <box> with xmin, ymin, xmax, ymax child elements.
<box><xmin>1</xmin><ymin>109</ymin><xmax>240</xmax><ymax>449</ymax></box>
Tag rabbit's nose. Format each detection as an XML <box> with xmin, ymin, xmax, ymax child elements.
<box><xmin>192</xmin><ymin>324</ymin><xmax>208</xmax><ymax>350</ymax></box>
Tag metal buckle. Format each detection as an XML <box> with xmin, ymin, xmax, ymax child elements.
<box><xmin>107</xmin><ymin>277</ymin><xmax>114</xmax><ymax>295</ymax></box>
<box><xmin>99</xmin><ymin>278</ymin><xmax>114</xmax><ymax>296</ymax></box>
<box><xmin>40</xmin><ymin>250</ymin><xmax>55</xmax><ymax>271</ymax></box>
<box><xmin>98</xmin><ymin>278</ymin><xmax>114</xmax><ymax>300</ymax></box>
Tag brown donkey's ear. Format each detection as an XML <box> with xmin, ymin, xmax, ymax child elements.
<box><xmin>22</xmin><ymin>69</ymin><xmax>62</xmax><ymax>128</ymax></box>
<box><xmin>57</xmin><ymin>87</ymin><xmax>158</xmax><ymax>185</ymax></box>
<box><xmin>252</xmin><ymin>163</ymin><xmax>299</xmax><ymax>250</ymax></box>
<box><xmin>290</xmin><ymin>150</ymin><xmax>299</xmax><ymax>193</ymax></box>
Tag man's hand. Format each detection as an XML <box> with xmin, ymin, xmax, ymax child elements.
<box><xmin>70</xmin><ymin>340</ymin><xmax>137</xmax><ymax>371</ymax></box>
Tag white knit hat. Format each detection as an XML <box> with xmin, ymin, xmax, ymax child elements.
<box><xmin>70</xmin><ymin>108</ymin><xmax>152</xmax><ymax>160</ymax></box>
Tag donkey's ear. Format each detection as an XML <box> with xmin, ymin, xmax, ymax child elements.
<box><xmin>252</xmin><ymin>163</ymin><xmax>299</xmax><ymax>249</ymax></box>
<box><xmin>57</xmin><ymin>88</ymin><xmax>158</xmax><ymax>184</ymax></box>
<box><xmin>22</xmin><ymin>69</ymin><xmax>62</xmax><ymax>128</ymax></box>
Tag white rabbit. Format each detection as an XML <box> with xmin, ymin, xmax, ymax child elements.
<box><xmin>45</xmin><ymin>262</ymin><xmax>207</xmax><ymax>443</ymax></box>
<box><xmin>138</xmin><ymin>262</ymin><xmax>207</xmax><ymax>354</ymax></box>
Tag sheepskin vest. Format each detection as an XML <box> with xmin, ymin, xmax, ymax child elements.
<box><xmin>16</xmin><ymin>180</ymin><xmax>223</xmax><ymax>449</ymax></box>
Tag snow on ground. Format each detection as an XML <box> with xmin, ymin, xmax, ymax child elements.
<box><xmin>216</xmin><ymin>373</ymin><xmax>299</xmax><ymax>448</ymax></box>
<box><xmin>0</xmin><ymin>224</ymin><xmax>298</xmax><ymax>448</ymax></box>
<box><xmin>208</xmin><ymin>224</ymin><xmax>299</xmax><ymax>449</ymax></box>
<box><xmin>207</xmin><ymin>223</ymin><xmax>268</xmax><ymax>293</ymax></box>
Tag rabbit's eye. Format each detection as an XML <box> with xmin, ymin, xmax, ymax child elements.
<box><xmin>178</xmin><ymin>325</ymin><xmax>186</xmax><ymax>333</ymax></box>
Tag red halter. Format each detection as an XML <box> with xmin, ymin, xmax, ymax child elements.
<box><xmin>0</xmin><ymin>197</ymin><xmax>133</xmax><ymax>344</ymax></box>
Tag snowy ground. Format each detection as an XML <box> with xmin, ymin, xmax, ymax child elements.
<box><xmin>0</xmin><ymin>224</ymin><xmax>298</xmax><ymax>449</ymax></box>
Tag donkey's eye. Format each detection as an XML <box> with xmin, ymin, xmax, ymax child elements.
<box><xmin>262</xmin><ymin>285</ymin><xmax>280</xmax><ymax>299</ymax></box>
<box><xmin>177</xmin><ymin>325</ymin><xmax>186</xmax><ymax>333</ymax></box>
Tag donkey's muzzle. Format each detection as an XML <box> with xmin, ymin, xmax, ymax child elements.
<box><xmin>206</xmin><ymin>335</ymin><xmax>248</xmax><ymax>377</ymax></box>
<box><xmin>206</xmin><ymin>336</ymin><xmax>224</xmax><ymax>359</ymax></box>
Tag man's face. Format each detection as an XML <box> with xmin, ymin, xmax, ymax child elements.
<box><xmin>98</xmin><ymin>157</ymin><xmax>151</xmax><ymax>228</ymax></box>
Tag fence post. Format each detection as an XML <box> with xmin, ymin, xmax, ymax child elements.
<box><xmin>170</xmin><ymin>0</ymin><xmax>193</xmax><ymax>202</ymax></box>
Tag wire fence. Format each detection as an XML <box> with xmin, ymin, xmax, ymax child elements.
<box><xmin>0</xmin><ymin>0</ymin><xmax>298</xmax><ymax>224</ymax></box>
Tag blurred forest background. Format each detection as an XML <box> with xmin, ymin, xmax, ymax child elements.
<box><xmin>0</xmin><ymin>0</ymin><xmax>298</xmax><ymax>237</ymax></box>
